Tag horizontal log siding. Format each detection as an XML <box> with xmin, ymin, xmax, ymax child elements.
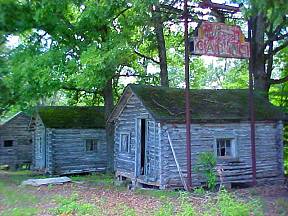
<box><xmin>161</xmin><ymin>121</ymin><xmax>283</xmax><ymax>187</ymax></box>
<box><xmin>0</xmin><ymin>114</ymin><xmax>32</xmax><ymax>168</ymax></box>
<box><xmin>51</xmin><ymin>128</ymin><xmax>107</xmax><ymax>175</ymax></box>
<box><xmin>114</xmin><ymin>94</ymin><xmax>159</xmax><ymax>181</ymax></box>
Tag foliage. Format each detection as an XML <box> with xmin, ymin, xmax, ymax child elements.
<box><xmin>176</xmin><ymin>192</ymin><xmax>197</xmax><ymax>216</ymax></box>
<box><xmin>275</xmin><ymin>198</ymin><xmax>288</xmax><ymax>216</ymax></box>
<box><xmin>52</xmin><ymin>193</ymin><xmax>100</xmax><ymax>216</ymax></box>
<box><xmin>154</xmin><ymin>201</ymin><xmax>174</xmax><ymax>216</ymax></box>
<box><xmin>195</xmin><ymin>152</ymin><xmax>217</xmax><ymax>190</ymax></box>
<box><xmin>205</xmin><ymin>189</ymin><xmax>264</xmax><ymax>216</ymax></box>
<box><xmin>0</xmin><ymin>0</ymin><xmax>150</xmax><ymax>114</ymax></box>
<box><xmin>114</xmin><ymin>204</ymin><xmax>137</xmax><ymax>216</ymax></box>
<box><xmin>192</xmin><ymin>187</ymin><xmax>206</xmax><ymax>196</ymax></box>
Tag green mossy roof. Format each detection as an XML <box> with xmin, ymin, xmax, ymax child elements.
<box><xmin>129</xmin><ymin>84</ymin><xmax>285</xmax><ymax>122</ymax></box>
<box><xmin>37</xmin><ymin>106</ymin><xmax>105</xmax><ymax>129</ymax></box>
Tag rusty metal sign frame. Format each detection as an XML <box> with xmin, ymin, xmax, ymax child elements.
<box><xmin>183</xmin><ymin>0</ymin><xmax>256</xmax><ymax>189</ymax></box>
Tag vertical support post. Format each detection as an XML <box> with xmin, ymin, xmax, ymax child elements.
<box><xmin>248</xmin><ymin>19</ymin><xmax>257</xmax><ymax>186</ymax></box>
<box><xmin>184</xmin><ymin>0</ymin><xmax>192</xmax><ymax>190</ymax></box>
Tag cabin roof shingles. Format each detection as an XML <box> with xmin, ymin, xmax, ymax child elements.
<box><xmin>127</xmin><ymin>84</ymin><xmax>285</xmax><ymax>123</ymax></box>
<box><xmin>37</xmin><ymin>106</ymin><xmax>105</xmax><ymax>129</ymax></box>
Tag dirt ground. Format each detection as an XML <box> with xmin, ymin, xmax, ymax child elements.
<box><xmin>0</xmin><ymin>171</ymin><xmax>288</xmax><ymax>216</ymax></box>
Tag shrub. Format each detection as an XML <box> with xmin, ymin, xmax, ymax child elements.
<box><xmin>196</xmin><ymin>152</ymin><xmax>217</xmax><ymax>190</ymax></box>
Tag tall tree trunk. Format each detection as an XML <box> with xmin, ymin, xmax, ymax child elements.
<box><xmin>250</xmin><ymin>13</ymin><xmax>269</xmax><ymax>99</ymax></box>
<box><xmin>152</xmin><ymin>5</ymin><xmax>169</xmax><ymax>87</ymax></box>
<box><xmin>103</xmin><ymin>78</ymin><xmax>114</xmax><ymax>172</ymax></box>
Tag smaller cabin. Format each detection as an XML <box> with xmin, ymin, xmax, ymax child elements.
<box><xmin>0</xmin><ymin>112</ymin><xmax>32</xmax><ymax>169</ymax></box>
<box><xmin>32</xmin><ymin>106</ymin><xmax>107</xmax><ymax>175</ymax></box>
<box><xmin>109</xmin><ymin>84</ymin><xmax>285</xmax><ymax>189</ymax></box>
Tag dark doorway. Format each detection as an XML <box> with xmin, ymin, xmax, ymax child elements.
<box><xmin>140</xmin><ymin>119</ymin><xmax>146</xmax><ymax>175</ymax></box>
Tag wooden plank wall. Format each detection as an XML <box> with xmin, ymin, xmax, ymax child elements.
<box><xmin>160</xmin><ymin>121</ymin><xmax>284</xmax><ymax>188</ymax></box>
<box><xmin>0</xmin><ymin>113</ymin><xmax>32</xmax><ymax>168</ymax></box>
<box><xmin>114</xmin><ymin>93</ymin><xmax>160</xmax><ymax>182</ymax></box>
<box><xmin>51</xmin><ymin>128</ymin><xmax>107</xmax><ymax>175</ymax></box>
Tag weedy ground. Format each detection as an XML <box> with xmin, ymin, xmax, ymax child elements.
<box><xmin>0</xmin><ymin>171</ymin><xmax>287</xmax><ymax>216</ymax></box>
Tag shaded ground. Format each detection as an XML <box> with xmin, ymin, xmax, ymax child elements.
<box><xmin>0</xmin><ymin>171</ymin><xmax>287</xmax><ymax>216</ymax></box>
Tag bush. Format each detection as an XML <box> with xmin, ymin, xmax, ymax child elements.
<box><xmin>196</xmin><ymin>152</ymin><xmax>217</xmax><ymax>190</ymax></box>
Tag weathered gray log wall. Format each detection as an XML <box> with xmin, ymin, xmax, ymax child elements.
<box><xmin>160</xmin><ymin>121</ymin><xmax>284</xmax><ymax>188</ymax></box>
<box><xmin>0</xmin><ymin>113</ymin><xmax>32</xmax><ymax>169</ymax></box>
<box><xmin>114</xmin><ymin>93</ymin><xmax>160</xmax><ymax>182</ymax></box>
<box><xmin>50</xmin><ymin>128</ymin><xmax>107</xmax><ymax>175</ymax></box>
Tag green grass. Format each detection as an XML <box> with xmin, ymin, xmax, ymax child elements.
<box><xmin>1</xmin><ymin>207</ymin><xmax>38</xmax><ymax>216</ymax></box>
<box><xmin>0</xmin><ymin>170</ymin><xmax>44</xmax><ymax>185</ymax></box>
<box><xmin>52</xmin><ymin>193</ymin><xmax>100</xmax><ymax>216</ymax></box>
<box><xmin>70</xmin><ymin>173</ymin><xmax>114</xmax><ymax>185</ymax></box>
<box><xmin>0</xmin><ymin>176</ymin><xmax>39</xmax><ymax>216</ymax></box>
<box><xmin>204</xmin><ymin>189</ymin><xmax>264</xmax><ymax>216</ymax></box>
<box><xmin>114</xmin><ymin>204</ymin><xmax>137</xmax><ymax>216</ymax></box>
<box><xmin>134</xmin><ymin>188</ymin><xmax>180</xmax><ymax>199</ymax></box>
<box><xmin>0</xmin><ymin>171</ymin><xmax>266</xmax><ymax>216</ymax></box>
<box><xmin>276</xmin><ymin>198</ymin><xmax>288</xmax><ymax>216</ymax></box>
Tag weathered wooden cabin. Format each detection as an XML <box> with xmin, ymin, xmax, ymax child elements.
<box><xmin>108</xmin><ymin>84</ymin><xmax>285</xmax><ymax>189</ymax></box>
<box><xmin>0</xmin><ymin>112</ymin><xmax>32</xmax><ymax>169</ymax></box>
<box><xmin>32</xmin><ymin>106</ymin><xmax>107</xmax><ymax>175</ymax></box>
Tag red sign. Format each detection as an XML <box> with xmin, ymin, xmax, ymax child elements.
<box><xmin>191</xmin><ymin>21</ymin><xmax>250</xmax><ymax>59</ymax></box>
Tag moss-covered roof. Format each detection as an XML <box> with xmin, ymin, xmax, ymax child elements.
<box><xmin>127</xmin><ymin>84</ymin><xmax>285</xmax><ymax>122</ymax></box>
<box><xmin>37</xmin><ymin>106</ymin><xmax>105</xmax><ymax>129</ymax></box>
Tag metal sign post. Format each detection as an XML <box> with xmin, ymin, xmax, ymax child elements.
<box><xmin>184</xmin><ymin>0</ymin><xmax>192</xmax><ymax>190</ymax></box>
<box><xmin>248</xmin><ymin>19</ymin><xmax>256</xmax><ymax>186</ymax></box>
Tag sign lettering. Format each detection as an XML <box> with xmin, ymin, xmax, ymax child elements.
<box><xmin>191</xmin><ymin>21</ymin><xmax>250</xmax><ymax>59</ymax></box>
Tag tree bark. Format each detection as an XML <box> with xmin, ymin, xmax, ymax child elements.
<box><xmin>250</xmin><ymin>13</ymin><xmax>269</xmax><ymax>99</ymax></box>
<box><xmin>152</xmin><ymin>5</ymin><xmax>169</xmax><ymax>87</ymax></box>
<box><xmin>103</xmin><ymin>78</ymin><xmax>114</xmax><ymax>172</ymax></box>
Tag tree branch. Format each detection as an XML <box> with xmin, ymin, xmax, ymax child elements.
<box><xmin>263</xmin><ymin>16</ymin><xmax>288</xmax><ymax>49</ymax></box>
<box><xmin>113</xmin><ymin>6</ymin><xmax>132</xmax><ymax>21</ymax></box>
<box><xmin>134</xmin><ymin>50</ymin><xmax>160</xmax><ymax>64</ymax></box>
<box><xmin>270</xmin><ymin>75</ymin><xmax>288</xmax><ymax>85</ymax></box>
<box><xmin>265</xmin><ymin>39</ymin><xmax>288</xmax><ymax>59</ymax></box>
<box><xmin>61</xmin><ymin>85</ymin><xmax>100</xmax><ymax>94</ymax></box>
<box><xmin>271</xmin><ymin>40</ymin><xmax>288</xmax><ymax>54</ymax></box>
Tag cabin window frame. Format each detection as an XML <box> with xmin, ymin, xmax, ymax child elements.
<box><xmin>85</xmin><ymin>139</ymin><xmax>98</xmax><ymax>152</ymax></box>
<box><xmin>214</xmin><ymin>137</ymin><xmax>238</xmax><ymax>160</ymax></box>
<box><xmin>120</xmin><ymin>133</ymin><xmax>131</xmax><ymax>153</ymax></box>
<box><xmin>3</xmin><ymin>140</ymin><xmax>14</xmax><ymax>148</ymax></box>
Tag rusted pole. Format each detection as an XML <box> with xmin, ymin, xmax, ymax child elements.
<box><xmin>184</xmin><ymin>0</ymin><xmax>192</xmax><ymax>190</ymax></box>
<box><xmin>248</xmin><ymin>19</ymin><xmax>257</xmax><ymax>186</ymax></box>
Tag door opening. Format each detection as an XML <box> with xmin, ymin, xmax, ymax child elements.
<box><xmin>140</xmin><ymin>119</ymin><xmax>146</xmax><ymax>175</ymax></box>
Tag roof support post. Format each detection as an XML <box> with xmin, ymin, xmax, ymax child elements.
<box><xmin>248</xmin><ymin>19</ymin><xmax>257</xmax><ymax>186</ymax></box>
<box><xmin>184</xmin><ymin>0</ymin><xmax>192</xmax><ymax>190</ymax></box>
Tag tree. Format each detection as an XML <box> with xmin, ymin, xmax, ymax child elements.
<box><xmin>0</xmin><ymin>0</ymin><xmax>144</xmax><ymax>170</ymax></box>
<box><xmin>239</xmin><ymin>0</ymin><xmax>288</xmax><ymax>98</ymax></box>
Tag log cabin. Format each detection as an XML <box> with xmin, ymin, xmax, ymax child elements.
<box><xmin>32</xmin><ymin>106</ymin><xmax>107</xmax><ymax>175</ymax></box>
<box><xmin>0</xmin><ymin>112</ymin><xmax>32</xmax><ymax>169</ymax></box>
<box><xmin>108</xmin><ymin>84</ymin><xmax>285</xmax><ymax>189</ymax></box>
